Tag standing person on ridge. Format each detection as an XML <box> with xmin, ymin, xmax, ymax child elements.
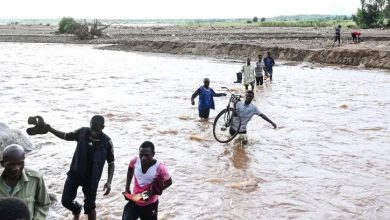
<box><xmin>191</xmin><ymin>78</ymin><xmax>227</xmax><ymax>121</ymax></box>
<box><xmin>332</xmin><ymin>25</ymin><xmax>341</xmax><ymax>47</ymax></box>
<box><xmin>263</xmin><ymin>52</ymin><xmax>275</xmax><ymax>82</ymax></box>
<box><xmin>26</xmin><ymin>115</ymin><xmax>115</xmax><ymax>220</ymax></box>
<box><xmin>241</xmin><ymin>58</ymin><xmax>255</xmax><ymax>91</ymax></box>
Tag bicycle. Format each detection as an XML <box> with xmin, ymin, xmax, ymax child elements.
<box><xmin>212</xmin><ymin>87</ymin><xmax>242</xmax><ymax>143</ymax></box>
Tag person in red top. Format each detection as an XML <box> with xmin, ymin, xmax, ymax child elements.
<box><xmin>122</xmin><ymin>141</ymin><xmax>172</xmax><ymax>220</ymax></box>
<box><xmin>351</xmin><ymin>31</ymin><xmax>361</xmax><ymax>43</ymax></box>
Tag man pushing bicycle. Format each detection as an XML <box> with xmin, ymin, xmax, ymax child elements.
<box><xmin>230</xmin><ymin>91</ymin><xmax>277</xmax><ymax>137</ymax></box>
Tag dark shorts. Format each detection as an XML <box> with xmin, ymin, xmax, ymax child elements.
<box><xmin>198</xmin><ymin>108</ymin><xmax>210</xmax><ymax>119</ymax></box>
<box><xmin>122</xmin><ymin>200</ymin><xmax>159</xmax><ymax>220</ymax></box>
<box><xmin>229</xmin><ymin>127</ymin><xmax>247</xmax><ymax>136</ymax></box>
<box><xmin>264</xmin><ymin>68</ymin><xmax>273</xmax><ymax>75</ymax></box>
<box><xmin>256</xmin><ymin>76</ymin><xmax>263</xmax><ymax>85</ymax></box>
<box><xmin>61</xmin><ymin>176</ymin><xmax>97</xmax><ymax>214</ymax></box>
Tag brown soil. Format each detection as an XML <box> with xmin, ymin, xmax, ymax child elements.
<box><xmin>1</xmin><ymin>25</ymin><xmax>389</xmax><ymax>69</ymax></box>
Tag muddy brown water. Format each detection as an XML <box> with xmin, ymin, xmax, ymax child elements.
<box><xmin>0</xmin><ymin>43</ymin><xmax>389</xmax><ymax>219</ymax></box>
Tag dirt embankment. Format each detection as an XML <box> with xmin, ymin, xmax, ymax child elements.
<box><xmin>1</xmin><ymin>25</ymin><xmax>389</xmax><ymax>69</ymax></box>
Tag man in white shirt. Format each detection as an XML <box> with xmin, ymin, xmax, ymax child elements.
<box><xmin>241</xmin><ymin>58</ymin><xmax>255</xmax><ymax>91</ymax></box>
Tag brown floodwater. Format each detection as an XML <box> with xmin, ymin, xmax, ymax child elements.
<box><xmin>0</xmin><ymin>43</ymin><xmax>389</xmax><ymax>220</ymax></box>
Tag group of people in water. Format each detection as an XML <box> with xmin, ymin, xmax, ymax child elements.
<box><xmin>0</xmin><ymin>53</ymin><xmax>279</xmax><ymax>220</ymax></box>
<box><xmin>191</xmin><ymin>53</ymin><xmax>277</xmax><ymax>142</ymax></box>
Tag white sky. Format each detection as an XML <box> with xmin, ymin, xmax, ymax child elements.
<box><xmin>0</xmin><ymin>0</ymin><xmax>361</xmax><ymax>19</ymax></box>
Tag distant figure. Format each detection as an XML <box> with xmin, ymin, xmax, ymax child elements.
<box><xmin>122</xmin><ymin>141</ymin><xmax>172</xmax><ymax>220</ymax></box>
<box><xmin>231</xmin><ymin>91</ymin><xmax>277</xmax><ymax>137</ymax></box>
<box><xmin>27</xmin><ymin>115</ymin><xmax>115</xmax><ymax>220</ymax></box>
<box><xmin>241</xmin><ymin>58</ymin><xmax>255</xmax><ymax>91</ymax></box>
<box><xmin>263</xmin><ymin>52</ymin><xmax>275</xmax><ymax>82</ymax></box>
<box><xmin>351</xmin><ymin>31</ymin><xmax>361</xmax><ymax>43</ymax></box>
<box><xmin>332</xmin><ymin>25</ymin><xmax>341</xmax><ymax>47</ymax></box>
<box><xmin>0</xmin><ymin>197</ymin><xmax>30</xmax><ymax>220</ymax></box>
<box><xmin>255</xmin><ymin>54</ymin><xmax>265</xmax><ymax>86</ymax></box>
<box><xmin>191</xmin><ymin>78</ymin><xmax>227</xmax><ymax>120</ymax></box>
<box><xmin>0</xmin><ymin>144</ymin><xmax>50</xmax><ymax>219</ymax></box>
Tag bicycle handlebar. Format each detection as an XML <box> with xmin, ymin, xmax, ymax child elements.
<box><xmin>221</xmin><ymin>87</ymin><xmax>242</xmax><ymax>99</ymax></box>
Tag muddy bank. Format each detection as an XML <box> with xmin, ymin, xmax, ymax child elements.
<box><xmin>102</xmin><ymin>40</ymin><xmax>390</xmax><ymax>69</ymax></box>
<box><xmin>1</xmin><ymin>24</ymin><xmax>389</xmax><ymax>69</ymax></box>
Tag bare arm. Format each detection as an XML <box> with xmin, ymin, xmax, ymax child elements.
<box><xmin>259</xmin><ymin>113</ymin><xmax>277</xmax><ymax>129</ymax></box>
<box><xmin>125</xmin><ymin>166</ymin><xmax>134</xmax><ymax>193</ymax></box>
<box><xmin>47</xmin><ymin>126</ymin><xmax>67</xmax><ymax>140</ymax></box>
<box><xmin>103</xmin><ymin>140</ymin><xmax>115</xmax><ymax>195</ymax></box>
<box><xmin>191</xmin><ymin>88</ymin><xmax>200</xmax><ymax>105</ymax></box>
<box><xmin>103</xmin><ymin>163</ymin><xmax>115</xmax><ymax>195</ymax></box>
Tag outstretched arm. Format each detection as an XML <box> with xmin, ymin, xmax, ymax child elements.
<box><xmin>191</xmin><ymin>88</ymin><xmax>200</xmax><ymax>105</ymax></box>
<box><xmin>212</xmin><ymin>89</ymin><xmax>226</xmax><ymax>97</ymax></box>
<box><xmin>259</xmin><ymin>113</ymin><xmax>277</xmax><ymax>129</ymax></box>
<box><xmin>47</xmin><ymin>126</ymin><xmax>65</xmax><ymax>139</ymax></box>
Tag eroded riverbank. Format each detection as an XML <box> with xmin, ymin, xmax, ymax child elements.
<box><xmin>1</xmin><ymin>25</ymin><xmax>389</xmax><ymax>69</ymax></box>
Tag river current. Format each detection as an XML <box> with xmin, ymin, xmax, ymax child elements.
<box><xmin>0</xmin><ymin>43</ymin><xmax>389</xmax><ymax>219</ymax></box>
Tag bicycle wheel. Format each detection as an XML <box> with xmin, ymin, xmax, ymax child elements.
<box><xmin>213</xmin><ymin>108</ymin><xmax>241</xmax><ymax>143</ymax></box>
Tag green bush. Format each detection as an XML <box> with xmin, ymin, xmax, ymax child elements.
<box><xmin>58</xmin><ymin>17</ymin><xmax>78</xmax><ymax>34</ymax></box>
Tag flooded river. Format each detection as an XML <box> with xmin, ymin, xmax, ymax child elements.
<box><xmin>0</xmin><ymin>43</ymin><xmax>389</xmax><ymax>219</ymax></box>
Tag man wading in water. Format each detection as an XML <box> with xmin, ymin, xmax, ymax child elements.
<box><xmin>191</xmin><ymin>78</ymin><xmax>226</xmax><ymax>121</ymax></box>
<box><xmin>122</xmin><ymin>141</ymin><xmax>172</xmax><ymax>220</ymax></box>
<box><xmin>230</xmin><ymin>91</ymin><xmax>277</xmax><ymax>143</ymax></box>
<box><xmin>27</xmin><ymin>115</ymin><xmax>115</xmax><ymax>220</ymax></box>
<box><xmin>241</xmin><ymin>58</ymin><xmax>255</xmax><ymax>91</ymax></box>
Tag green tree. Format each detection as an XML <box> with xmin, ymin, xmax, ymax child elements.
<box><xmin>260</xmin><ymin>17</ymin><xmax>266</xmax><ymax>22</ymax></box>
<box><xmin>353</xmin><ymin>0</ymin><xmax>390</xmax><ymax>27</ymax></box>
<box><xmin>253</xmin><ymin>16</ymin><xmax>258</xmax><ymax>22</ymax></box>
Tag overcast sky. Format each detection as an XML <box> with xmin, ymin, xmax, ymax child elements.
<box><xmin>0</xmin><ymin>0</ymin><xmax>361</xmax><ymax>19</ymax></box>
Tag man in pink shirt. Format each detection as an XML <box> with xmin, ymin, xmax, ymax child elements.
<box><xmin>122</xmin><ymin>141</ymin><xmax>172</xmax><ymax>220</ymax></box>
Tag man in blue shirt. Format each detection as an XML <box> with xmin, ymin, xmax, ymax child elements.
<box><xmin>191</xmin><ymin>78</ymin><xmax>226</xmax><ymax>120</ymax></box>
<box><xmin>263</xmin><ymin>52</ymin><xmax>275</xmax><ymax>82</ymax></box>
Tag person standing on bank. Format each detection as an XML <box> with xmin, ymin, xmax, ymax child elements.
<box><xmin>332</xmin><ymin>25</ymin><xmax>341</xmax><ymax>47</ymax></box>
<box><xmin>241</xmin><ymin>58</ymin><xmax>255</xmax><ymax>91</ymax></box>
<box><xmin>122</xmin><ymin>141</ymin><xmax>172</xmax><ymax>220</ymax></box>
<box><xmin>26</xmin><ymin>115</ymin><xmax>115</xmax><ymax>220</ymax></box>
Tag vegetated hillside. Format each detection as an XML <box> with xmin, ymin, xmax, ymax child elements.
<box><xmin>268</xmin><ymin>14</ymin><xmax>351</xmax><ymax>21</ymax></box>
